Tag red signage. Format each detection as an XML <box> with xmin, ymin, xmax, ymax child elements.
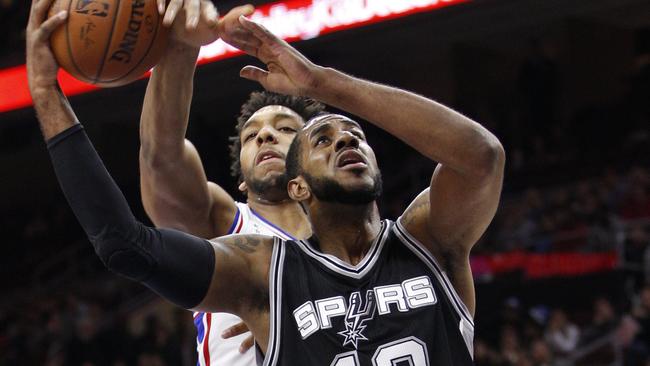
<box><xmin>470</xmin><ymin>251</ymin><xmax>619</xmax><ymax>279</ymax></box>
<box><xmin>0</xmin><ymin>0</ymin><xmax>467</xmax><ymax>113</ymax></box>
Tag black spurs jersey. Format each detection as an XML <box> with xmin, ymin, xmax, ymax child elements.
<box><xmin>262</xmin><ymin>220</ymin><xmax>474</xmax><ymax>366</ymax></box>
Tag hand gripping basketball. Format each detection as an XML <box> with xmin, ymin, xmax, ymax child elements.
<box><xmin>166</xmin><ymin>3</ymin><xmax>255</xmax><ymax>49</ymax></box>
<box><xmin>27</xmin><ymin>0</ymin><xmax>68</xmax><ymax>92</ymax></box>
<box><xmin>47</xmin><ymin>0</ymin><xmax>170</xmax><ymax>87</ymax></box>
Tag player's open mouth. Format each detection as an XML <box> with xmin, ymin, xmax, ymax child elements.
<box><xmin>256</xmin><ymin>150</ymin><xmax>284</xmax><ymax>165</ymax></box>
<box><xmin>336</xmin><ymin>150</ymin><xmax>367</xmax><ymax>170</ymax></box>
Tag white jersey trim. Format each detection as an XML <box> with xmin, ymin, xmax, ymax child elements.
<box><xmin>394</xmin><ymin>219</ymin><xmax>474</xmax><ymax>327</ymax></box>
<box><xmin>294</xmin><ymin>220</ymin><xmax>391</xmax><ymax>279</ymax></box>
<box><xmin>394</xmin><ymin>220</ymin><xmax>475</xmax><ymax>358</ymax></box>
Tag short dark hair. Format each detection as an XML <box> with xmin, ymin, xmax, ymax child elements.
<box><xmin>228</xmin><ymin>91</ymin><xmax>325</xmax><ymax>183</ymax></box>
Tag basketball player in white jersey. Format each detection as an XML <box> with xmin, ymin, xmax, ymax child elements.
<box><xmin>139</xmin><ymin>3</ymin><xmax>323</xmax><ymax>365</ymax></box>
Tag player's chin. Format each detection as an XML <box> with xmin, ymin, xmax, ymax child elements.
<box><xmin>336</xmin><ymin>174</ymin><xmax>376</xmax><ymax>192</ymax></box>
<box><xmin>255</xmin><ymin>160</ymin><xmax>286</xmax><ymax>173</ymax></box>
<box><xmin>258</xmin><ymin>166</ymin><xmax>286</xmax><ymax>178</ymax></box>
<box><xmin>254</xmin><ymin>169</ymin><xmax>287</xmax><ymax>185</ymax></box>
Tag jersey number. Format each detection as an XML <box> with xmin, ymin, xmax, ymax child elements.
<box><xmin>330</xmin><ymin>336</ymin><xmax>429</xmax><ymax>366</ymax></box>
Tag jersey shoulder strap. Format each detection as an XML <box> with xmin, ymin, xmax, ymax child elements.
<box><xmin>393</xmin><ymin>218</ymin><xmax>475</xmax><ymax>355</ymax></box>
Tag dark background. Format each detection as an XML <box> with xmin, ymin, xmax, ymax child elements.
<box><xmin>1</xmin><ymin>0</ymin><xmax>649</xmax><ymax>365</ymax></box>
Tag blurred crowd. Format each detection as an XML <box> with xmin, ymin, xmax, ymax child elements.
<box><xmin>474</xmin><ymin>285</ymin><xmax>650</xmax><ymax>366</ymax></box>
<box><xmin>0</xmin><ymin>277</ymin><xmax>196</xmax><ymax>366</ymax></box>
<box><xmin>483</xmin><ymin>166</ymin><xmax>650</xmax><ymax>256</ymax></box>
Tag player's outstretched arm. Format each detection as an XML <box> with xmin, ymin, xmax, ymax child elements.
<box><xmin>46</xmin><ymin>121</ymin><xmax>270</xmax><ymax>314</ymax></box>
<box><xmin>139</xmin><ymin>37</ymin><xmax>229</xmax><ymax>238</ymax></box>
<box><xmin>27</xmin><ymin>0</ymin><xmax>269</xmax><ymax>316</ymax></box>
<box><xmin>226</xmin><ymin>16</ymin><xmax>505</xmax><ymax>315</ymax></box>
<box><xmin>139</xmin><ymin>5</ymin><xmax>255</xmax><ymax>238</ymax></box>
<box><xmin>46</xmin><ymin>120</ymin><xmax>270</xmax><ymax>314</ymax></box>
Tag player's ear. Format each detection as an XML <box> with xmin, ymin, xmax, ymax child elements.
<box><xmin>238</xmin><ymin>181</ymin><xmax>248</xmax><ymax>193</ymax></box>
<box><xmin>288</xmin><ymin>176</ymin><xmax>310</xmax><ymax>202</ymax></box>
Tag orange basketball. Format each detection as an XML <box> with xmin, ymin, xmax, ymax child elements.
<box><xmin>48</xmin><ymin>0</ymin><xmax>169</xmax><ymax>87</ymax></box>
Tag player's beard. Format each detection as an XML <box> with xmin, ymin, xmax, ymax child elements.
<box><xmin>302</xmin><ymin>171</ymin><xmax>383</xmax><ymax>205</ymax></box>
<box><xmin>245</xmin><ymin>172</ymin><xmax>289</xmax><ymax>202</ymax></box>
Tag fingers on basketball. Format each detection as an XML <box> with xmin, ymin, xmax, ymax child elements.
<box><xmin>37</xmin><ymin>10</ymin><xmax>67</xmax><ymax>41</ymax></box>
<box><xmin>234</xmin><ymin>4</ymin><xmax>255</xmax><ymax>18</ymax></box>
<box><xmin>163</xmin><ymin>0</ymin><xmax>183</xmax><ymax>26</ymax></box>
<box><xmin>184</xmin><ymin>0</ymin><xmax>199</xmax><ymax>29</ymax></box>
<box><xmin>31</xmin><ymin>0</ymin><xmax>58</xmax><ymax>25</ymax></box>
<box><xmin>202</xmin><ymin>1</ymin><xmax>219</xmax><ymax>27</ymax></box>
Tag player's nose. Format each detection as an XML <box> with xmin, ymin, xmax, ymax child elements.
<box><xmin>334</xmin><ymin>132</ymin><xmax>359</xmax><ymax>152</ymax></box>
<box><xmin>256</xmin><ymin>126</ymin><xmax>278</xmax><ymax>145</ymax></box>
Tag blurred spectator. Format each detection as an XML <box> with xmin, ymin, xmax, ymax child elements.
<box><xmin>581</xmin><ymin>297</ymin><xmax>620</xmax><ymax>345</ymax></box>
<box><xmin>134</xmin><ymin>315</ymin><xmax>183</xmax><ymax>366</ymax></box>
<box><xmin>619</xmin><ymin>168</ymin><xmax>650</xmax><ymax>220</ymax></box>
<box><xmin>500</xmin><ymin>325</ymin><xmax>525</xmax><ymax>365</ymax></box>
<box><xmin>630</xmin><ymin>286</ymin><xmax>650</xmax><ymax>362</ymax></box>
<box><xmin>619</xmin><ymin>285</ymin><xmax>650</xmax><ymax>366</ymax></box>
<box><xmin>474</xmin><ymin>338</ymin><xmax>502</xmax><ymax>366</ymax></box>
<box><xmin>544</xmin><ymin>309</ymin><xmax>580</xmax><ymax>356</ymax></box>
<box><xmin>624</xmin><ymin>223</ymin><xmax>650</xmax><ymax>289</ymax></box>
<box><xmin>530</xmin><ymin>338</ymin><xmax>555</xmax><ymax>366</ymax></box>
<box><xmin>64</xmin><ymin>302</ymin><xmax>109</xmax><ymax>366</ymax></box>
<box><xmin>645</xmin><ymin>246</ymin><xmax>650</xmax><ymax>285</ymax></box>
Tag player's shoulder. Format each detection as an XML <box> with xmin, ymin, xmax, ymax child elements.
<box><xmin>232</xmin><ymin>202</ymin><xmax>298</xmax><ymax>241</ymax></box>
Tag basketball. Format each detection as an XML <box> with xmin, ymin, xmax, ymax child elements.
<box><xmin>48</xmin><ymin>0</ymin><xmax>169</xmax><ymax>87</ymax></box>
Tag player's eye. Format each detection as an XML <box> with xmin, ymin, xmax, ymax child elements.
<box><xmin>278</xmin><ymin>127</ymin><xmax>296</xmax><ymax>133</ymax></box>
<box><xmin>243</xmin><ymin>131</ymin><xmax>257</xmax><ymax>142</ymax></box>
<box><xmin>315</xmin><ymin>135</ymin><xmax>330</xmax><ymax>146</ymax></box>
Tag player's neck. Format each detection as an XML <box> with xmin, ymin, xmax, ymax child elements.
<box><xmin>246</xmin><ymin>195</ymin><xmax>312</xmax><ymax>239</ymax></box>
<box><xmin>309</xmin><ymin>202</ymin><xmax>381</xmax><ymax>266</ymax></box>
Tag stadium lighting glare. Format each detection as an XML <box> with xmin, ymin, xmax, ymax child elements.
<box><xmin>0</xmin><ymin>0</ymin><xmax>467</xmax><ymax>113</ymax></box>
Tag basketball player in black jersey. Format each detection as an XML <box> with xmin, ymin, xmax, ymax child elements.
<box><xmin>27</xmin><ymin>1</ymin><xmax>504</xmax><ymax>364</ymax></box>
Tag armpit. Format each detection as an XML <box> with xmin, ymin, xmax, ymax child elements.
<box><xmin>216</xmin><ymin>234</ymin><xmax>274</xmax><ymax>254</ymax></box>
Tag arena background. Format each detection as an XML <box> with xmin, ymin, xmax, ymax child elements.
<box><xmin>1</xmin><ymin>0</ymin><xmax>649</xmax><ymax>364</ymax></box>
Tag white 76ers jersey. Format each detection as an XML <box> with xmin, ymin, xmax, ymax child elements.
<box><xmin>195</xmin><ymin>202</ymin><xmax>296</xmax><ymax>366</ymax></box>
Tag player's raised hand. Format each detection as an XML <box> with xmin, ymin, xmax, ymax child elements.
<box><xmin>232</xmin><ymin>16</ymin><xmax>324</xmax><ymax>96</ymax></box>
<box><xmin>26</xmin><ymin>0</ymin><xmax>67</xmax><ymax>92</ymax></box>
<box><xmin>216</xmin><ymin>4</ymin><xmax>255</xmax><ymax>46</ymax></box>
<box><xmin>167</xmin><ymin>0</ymin><xmax>221</xmax><ymax>47</ymax></box>
<box><xmin>161</xmin><ymin>0</ymin><xmax>218</xmax><ymax>30</ymax></box>
<box><xmin>171</xmin><ymin>3</ymin><xmax>254</xmax><ymax>48</ymax></box>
